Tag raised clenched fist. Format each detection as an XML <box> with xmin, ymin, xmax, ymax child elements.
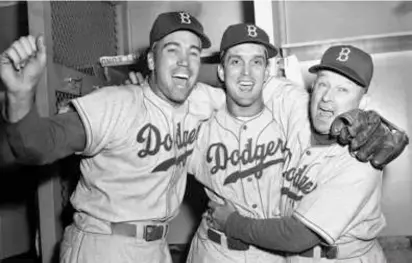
<box><xmin>0</xmin><ymin>35</ymin><xmax>47</xmax><ymax>98</ymax></box>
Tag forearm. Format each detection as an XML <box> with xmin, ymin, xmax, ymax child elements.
<box><xmin>5</xmin><ymin>91</ymin><xmax>35</xmax><ymax>123</ymax></box>
<box><xmin>224</xmin><ymin>212</ymin><xmax>321</xmax><ymax>253</ymax></box>
<box><xmin>6</xmin><ymin>106</ymin><xmax>86</xmax><ymax>165</ymax></box>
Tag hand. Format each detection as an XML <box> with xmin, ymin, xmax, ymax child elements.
<box><xmin>331</xmin><ymin>109</ymin><xmax>409</xmax><ymax>170</ymax></box>
<box><xmin>331</xmin><ymin>109</ymin><xmax>380</xmax><ymax>148</ymax></box>
<box><xmin>0</xmin><ymin>35</ymin><xmax>47</xmax><ymax>99</ymax></box>
<box><xmin>207</xmin><ymin>200</ymin><xmax>237</xmax><ymax>232</ymax></box>
<box><xmin>124</xmin><ymin>71</ymin><xmax>145</xmax><ymax>85</ymax></box>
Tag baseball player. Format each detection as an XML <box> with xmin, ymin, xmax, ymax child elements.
<box><xmin>186</xmin><ymin>23</ymin><xmax>289</xmax><ymax>263</ymax></box>
<box><xmin>1</xmin><ymin>17</ymin><xmax>407</xmax><ymax>263</ymax></box>
<box><xmin>208</xmin><ymin>45</ymin><xmax>391</xmax><ymax>262</ymax></box>
<box><xmin>1</xmin><ymin>11</ymin><xmax>226</xmax><ymax>263</ymax></box>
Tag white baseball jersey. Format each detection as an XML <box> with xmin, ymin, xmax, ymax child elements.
<box><xmin>70</xmin><ymin>82</ymin><xmax>225</xmax><ymax>223</ymax></box>
<box><xmin>187</xmin><ymin>77</ymin><xmax>310</xmax><ymax>263</ymax></box>
<box><xmin>280</xmin><ymin>140</ymin><xmax>387</xmax><ymax>262</ymax></box>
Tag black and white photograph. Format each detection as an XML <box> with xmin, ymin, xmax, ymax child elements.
<box><xmin>0</xmin><ymin>1</ymin><xmax>411</xmax><ymax>263</ymax></box>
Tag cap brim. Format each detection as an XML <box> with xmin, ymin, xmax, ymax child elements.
<box><xmin>309</xmin><ymin>63</ymin><xmax>367</xmax><ymax>87</ymax></box>
<box><xmin>184</xmin><ymin>28</ymin><xmax>211</xmax><ymax>49</ymax></box>
<box><xmin>153</xmin><ymin>28</ymin><xmax>211</xmax><ymax>49</ymax></box>
<box><xmin>262</xmin><ymin>42</ymin><xmax>278</xmax><ymax>58</ymax></box>
<box><xmin>223</xmin><ymin>39</ymin><xmax>278</xmax><ymax>58</ymax></box>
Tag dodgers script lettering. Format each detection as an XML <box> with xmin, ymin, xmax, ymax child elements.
<box><xmin>281</xmin><ymin>163</ymin><xmax>319</xmax><ymax>201</ymax></box>
<box><xmin>207</xmin><ymin>138</ymin><xmax>292</xmax><ymax>185</ymax></box>
<box><xmin>136</xmin><ymin>123</ymin><xmax>201</xmax><ymax>172</ymax></box>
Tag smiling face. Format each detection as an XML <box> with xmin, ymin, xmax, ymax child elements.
<box><xmin>147</xmin><ymin>30</ymin><xmax>202</xmax><ymax>105</ymax></box>
<box><xmin>218</xmin><ymin>43</ymin><xmax>269</xmax><ymax>116</ymax></box>
<box><xmin>310</xmin><ymin>70</ymin><xmax>367</xmax><ymax>134</ymax></box>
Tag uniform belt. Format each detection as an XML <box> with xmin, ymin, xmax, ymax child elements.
<box><xmin>111</xmin><ymin>222</ymin><xmax>168</xmax><ymax>242</ymax></box>
<box><xmin>207</xmin><ymin>228</ymin><xmax>249</xmax><ymax>251</ymax></box>
<box><xmin>292</xmin><ymin>239</ymin><xmax>377</xmax><ymax>259</ymax></box>
<box><xmin>297</xmin><ymin>245</ymin><xmax>338</xmax><ymax>259</ymax></box>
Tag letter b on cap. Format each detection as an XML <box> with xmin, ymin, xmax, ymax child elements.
<box><xmin>247</xmin><ymin>25</ymin><xmax>258</xmax><ymax>37</ymax></box>
<box><xmin>179</xmin><ymin>12</ymin><xmax>191</xmax><ymax>24</ymax></box>
<box><xmin>336</xmin><ymin>47</ymin><xmax>351</xmax><ymax>62</ymax></box>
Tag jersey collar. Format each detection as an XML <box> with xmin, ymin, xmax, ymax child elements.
<box><xmin>214</xmin><ymin>106</ymin><xmax>274</xmax><ymax>134</ymax></box>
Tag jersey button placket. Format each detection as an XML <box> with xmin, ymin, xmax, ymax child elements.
<box><xmin>240</xmin><ymin>126</ymin><xmax>256</xmax><ymax>210</ymax></box>
<box><xmin>168</xmin><ymin>118</ymin><xmax>179</xmax><ymax>218</ymax></box>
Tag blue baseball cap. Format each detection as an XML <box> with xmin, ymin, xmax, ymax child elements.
<box><xmin>309</xmin><ymin>45</ymin><xmax>373</xmax><ymax>88</ymax></box>
<box><xmin>150</xmin><ymin>11</ymin><xmax>211</xmax><ymax>49</ymax></box>
<box><xmin>220</xmin><ymin>23</ymin><xmax>278</xmax><ymax>58</ymax></box>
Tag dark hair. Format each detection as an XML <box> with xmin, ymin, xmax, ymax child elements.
<box><xmin>128</xmin><ymin>47</ymin><xmax>151</xmax><ymax>78</ymax></box>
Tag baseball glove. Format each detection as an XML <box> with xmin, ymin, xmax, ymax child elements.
<box><xmin>330</xmin><ymin>109</ymin><xmax>409</xmax><ymax>170</ymax></box>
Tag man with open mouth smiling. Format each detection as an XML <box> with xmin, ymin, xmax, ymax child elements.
<box><xmin>147</xmin><ymin>13</ymin><xmax>207</xmax><ymax>106</ymax></box>
<box><xmin>309</xmin><ymin>46</ymin><xmax>372</xmax><ymax>136</ymax></box>
<box><xmin>186</xmin><ymin>23</ymin><xmax>291</xmax><ymax>263</ymax></box>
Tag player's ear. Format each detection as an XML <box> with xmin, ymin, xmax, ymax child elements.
<box><xmin>217</xmin><ymin>64</ymin><xmax>225</xmax><ymax>83</ymax></box>
<box><xmin>147</xmin><ymin>51</ymin><xmax>155</xmax><ymax>71</ymax></box>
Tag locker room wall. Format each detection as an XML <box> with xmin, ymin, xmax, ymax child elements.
<box><xmin>277</xmin><ymin>1</ymin><xmax>411</xmax><ymax>45</ymax></box>
<box><xmin>124</xmin><ymin>1</ymin><xmax>253</xmax><ymax>55</ymax></box>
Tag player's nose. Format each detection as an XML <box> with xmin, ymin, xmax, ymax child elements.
<box><xmin>177</xmin><ymin>52</ymin><xmax>189</xmax><ymax>67</ymax></box>
<box><xmin>241</xmin><ymin>64</ymin><xmax>250</xmax><ymax>76</ymax></box>
<box><xmin>321</xmin><ymin>87</ymin><xmax>334</xmax><ymax>102</ymax></box>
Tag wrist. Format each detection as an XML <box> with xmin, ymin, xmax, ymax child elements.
<box><xmin>7</xmin><ymin>89</ymin><xmax>35</xmax><ymax>104</ymax></box>
<box><xmin>6</xmin><ymin>90</ymin><xmax>35</xmax><ymax>123</ymax></box>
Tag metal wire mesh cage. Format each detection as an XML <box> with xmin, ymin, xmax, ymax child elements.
<box><xmin>55</xmin><ymin>90</ymin><xmax>80</xmax><ymax>103</ymax></box>
<box><xmin>55</xmin><ymin>90</ymin><xmax>81</xmax><ymax>114</ymax></box>
<box><xmin>50</xmin><ymin>1</ymin><xmax>118</xmax><ymax>76</ymax></box>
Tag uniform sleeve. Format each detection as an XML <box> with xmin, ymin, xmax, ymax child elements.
<box><xmin>293</xmin><ymin>163</ymin><xmax>381</xmax><ymax>245</ymax></box>
<box><xmin>71</xmin><ymin>85</ymin><xmax>140</xmax><ymax>156</ymax></box>
<box><xmin>5</xmin><ymin>106</ymin><xmax>86</xmax><ymax>165</ymax></box>
<box><xmin>263</xmin><ymin>77</ymin><xmax>311</xmax><ymax>157</ymax></box>
<box><xmin>224</xmin><ymin>212</ymin><xmax>321</xmax><ymax>253</ymax></box>
<box><xmin>188</xmin><ymin>120</ymin><xmax>214</xmax><ymax>189</ymax></box>
<box><xmin>187</xmin><ymin>83</ymin><xmax>226</xmax><ymax>119</ymax></box>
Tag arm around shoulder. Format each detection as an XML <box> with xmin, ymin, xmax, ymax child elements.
<box><xmin>224</xmin><ymin>212</ymin><xmax>321</xmax><ymax>253</ymax></box>
<box><xmin>188</xmin><ymin>83</ymin><xmax>226</xmax><ymax>118</ymax></box>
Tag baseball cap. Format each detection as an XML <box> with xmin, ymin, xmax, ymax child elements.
<box><xmin>150</xmin><ymin>11</ymin><xmax>211</xmax><ymax>49</ymax></box>
<box><xmin>220</xmin><ymin>23</ymin><xmax>278</xmax><ymax>58</ymax></box>
<box><xmin>309</xmin><ymin>45</ymin><xmax>373</xmax><ymax>88</ymax></box>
